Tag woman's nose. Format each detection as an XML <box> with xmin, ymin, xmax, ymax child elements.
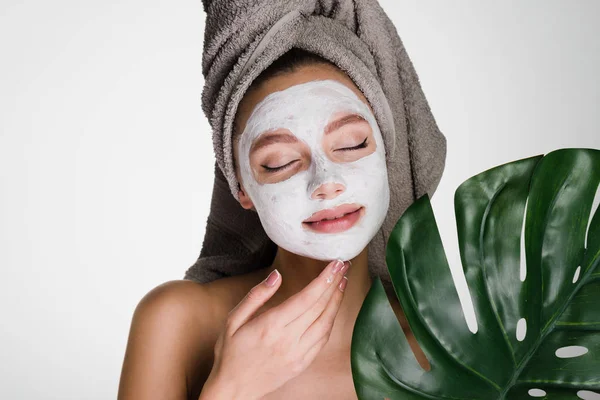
<box><xmin>311</xmin><ymin>182</ymin><xmax>346</xmax><ymax>200</ymax></box>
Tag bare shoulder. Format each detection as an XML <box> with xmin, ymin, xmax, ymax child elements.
<box><xmin>118</xmin><ymin>279</ymin><xmax>220</xmax><ymax>399</ymax></box>
<box><xmin>132</xmin><ymin>269</ymin><xmax>269</xmax><ymax>327</ymax></box>
<box><xmin>118</xmin><ymin>272</ymin><xmax>270</xmax><ymax>400</ymax></box>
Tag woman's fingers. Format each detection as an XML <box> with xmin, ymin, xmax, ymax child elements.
<box><xmin>285</xmin><ymin>261</ymin><xmax>348</xmax><ymax>331</ymax></box>
<box><xmin>225</xmin><ymin>269</ymin><xmax>282</xmax><ymax>336</ymax></box>
<box><xmin>297</xmin><ymin>274</ymin><xmax>347</xmax><ymax>352</ymax></box>
<box><xmin>267</xmin><ymin>259</ymin><xmax>346</xmax><ymax>327</ymax></box>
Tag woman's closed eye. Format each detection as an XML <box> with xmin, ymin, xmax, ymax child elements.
<box><xmin>336</xmin><ymin>138</ymin><xmax>368</xmax><ymax>152</ymax></box>
<box><xmin>261</xmin><ymin>159</ymin><xmax>299</xmax><ymax>173</ymax></box>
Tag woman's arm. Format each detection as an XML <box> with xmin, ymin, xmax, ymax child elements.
<box><xmin>117</xmin><ymin>280</ymin><xmax>219</xmax><ymax>400</ymax></box>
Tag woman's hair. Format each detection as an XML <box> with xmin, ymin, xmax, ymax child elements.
<box><xmin>232</xmin><ymin>48</ymin><xmax>334</xmax><ymax>143</ymax></box>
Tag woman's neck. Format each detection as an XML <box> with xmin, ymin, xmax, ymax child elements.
<box><xmin>269</xmin><ymin>246</ymin><xmax>373</xmax><ymax>349</ymax></box>
<box><xmin>265</xmin><ymin>246</ymin><xmax>428</xmax><ymax>369</ymax></box>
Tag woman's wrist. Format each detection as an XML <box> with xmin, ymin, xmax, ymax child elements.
<box><xmin>199</xmin><ymin>373</ymin><xmax>242</xmax><ymax>400</ymax></box>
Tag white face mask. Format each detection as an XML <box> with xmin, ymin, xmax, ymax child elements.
<box><xmin>237</xmin><ymin>79</ymin><xmax>390</xmax><ymax>261</ymax></box>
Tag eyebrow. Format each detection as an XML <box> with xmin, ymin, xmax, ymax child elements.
<box><xmin>324</xmin><ymin>113</ymin><xmax>368</xmax><ymax>135</ymax></box>
<box><xmin>250</xmin><ymin>130</ymin><xmax>299</xmax><ymax>153</ymax></box>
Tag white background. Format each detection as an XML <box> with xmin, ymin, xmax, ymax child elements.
<box><xmin>1</xmin><ymin>1</ymin><xmax>599</xmax><ymax>398</ymax></box>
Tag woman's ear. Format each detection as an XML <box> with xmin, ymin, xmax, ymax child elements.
<box><xmin>238</xmin><ymin>183</ymin><xmax>255</xmax><ymax>210</ymax></box>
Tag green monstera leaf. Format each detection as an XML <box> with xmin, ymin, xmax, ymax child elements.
<box><xmin>352</xmin><ymin>148</ymin><xmax>600</xmax><ymax>399</ymax></box>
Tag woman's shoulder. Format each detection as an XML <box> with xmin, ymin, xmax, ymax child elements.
<box><xmin>137</xmin><ymin>269</ymin><xmax>272</xmax><ymax>354</ymax></box>
<box><xmin>133</xmin><ymin>267</ymin><xmax>270</xmax><ymax>340</ymax></box>
<box><xmin>119</xmin><ymin>271</ymin><xmax>270</xmax><ymax>398</ymax></box>
<box><xmin>119</xmin><ymin>280</ymin><xmax>220</xmax><ymax>397</ymax></box>
<box><xmin>137</xmin><ymin>267</ymin><xmax>270</xmax><ymax>321</ymax></box>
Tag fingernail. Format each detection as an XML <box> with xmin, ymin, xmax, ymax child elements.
<box><xmin>265</xmin><ymin>269</ymin><xmax>280</xmax><ymax>287</ymax></box>
<box><xmin>331</xmin><ymin>259</ymin><xmax>344</xmax><ymax>274</ymax></box>
<box><xmin>340</xmin><ymin>261</ymin><xmax>350</xmax><ymax>274</ymax></box>
<box><xmin>338</xmin><ymin>276</ymin><xmax>348</xmax><ymax>292</ymax></box>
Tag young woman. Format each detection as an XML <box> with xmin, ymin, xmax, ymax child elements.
<box><xmin>118</xmin><ymin>48</ymin><xmax>429</xmax><ymax>399</ymax></box>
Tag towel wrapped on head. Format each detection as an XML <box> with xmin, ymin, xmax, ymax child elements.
<box><xmin>184</xmin><ymin>0</ymin><xmax>447</xmax><ymax>294</ymax></box>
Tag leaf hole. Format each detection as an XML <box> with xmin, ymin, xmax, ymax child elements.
<box><xmin>519</xmin><ymin>196</ymin><xmax>529</xmax><ymax>282</ymax></box>
<box><xmin>528</xmin><ymin>388</ymin><xmax>547</xmax><ymax>397</ymax></box>
<box><xmin>555</xmin><ymin>345</ymin><xmax>588</xmax><ymax>358</ymax></box>
<box><xmin>573</xmin><ymin>266</ymin><xmax>581</xmax><ymax>283</ymax></box>
<box><xmin>516</xmin><ymin>318</ymin><xmax>527</xmax><ymax>341</ymax></box>
<box><xmin>384</xmin><ymin>286</ymin><xmax>431</xmax><ymax>371</ymax></box>
<box><xmin>585</xmin><ymin>181</ymin><xmax>600</xmax><ymax>249</ymax></box>
<box><xmin>577</xmin><ymin>390</ymin><xmax>600</xmax><ymax>400</ymax></box>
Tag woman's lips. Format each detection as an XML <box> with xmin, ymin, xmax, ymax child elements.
<box><xmin>302</xmin><ymin>206</ymin><xmax>365</xmax><ymax>234</ymax></box>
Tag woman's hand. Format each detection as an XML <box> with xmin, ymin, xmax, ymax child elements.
<box><xmin>201</xmin><ymin>259</ymin><xmax>350</xmax><ymax>400</ymax></box>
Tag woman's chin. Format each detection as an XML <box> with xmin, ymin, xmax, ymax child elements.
<box><xmin>277</xmin><ymin>243</ymin><xmax>365</xmax><ymax>262</ymax></box>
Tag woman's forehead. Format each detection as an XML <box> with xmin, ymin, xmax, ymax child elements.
<box><xmin>236</xmin><ymin>65</ymin><xmax>372</xmax><ymax>135</ymax></box>
<box><xmin>242</xmin><ymin>81</ymin><xmax>372</xmax><ymax>143</ymax></box>
<box><xmin>250</xmin><ymin>80</ymin><xmax>362</xmax><ymax>119</ymax></box>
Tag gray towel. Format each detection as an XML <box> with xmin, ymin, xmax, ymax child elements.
<box><xmin>184</xmin><ymin>0</ymin><xmax>447</xmax><ymax>294</ymax></box>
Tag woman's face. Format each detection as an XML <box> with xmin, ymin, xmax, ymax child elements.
<box><xmin>235</xmin><ymin>64</ymin><xmax>390</xmax><ymax>261</ymax></box>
